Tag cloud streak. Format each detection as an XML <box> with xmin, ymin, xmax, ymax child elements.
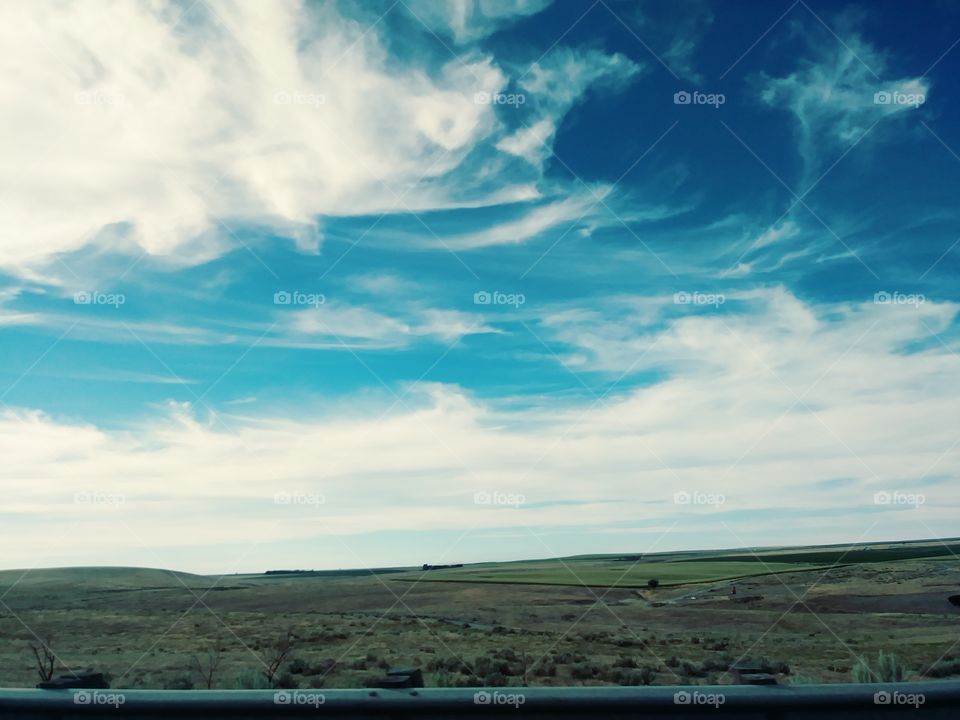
<box><xmin>2</xmin><ymin>290</ymin><xmax>956</xmax><ymax>571</ymax></box>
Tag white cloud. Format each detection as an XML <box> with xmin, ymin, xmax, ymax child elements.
<box><xmin>288</xmin><ymin>302</ymin><xmax>498</xmax><ymax>347</ymax></box>
<box><xmin>750</xmin><ymin>220</ymin><xmax>800</xmax><ymax>250</ymax></box>
<box><xmin>50</xmin><ymin>370</ymin><xmax>200</xmax><ymax>386</ymax></box>
<box><xmin>542</xmin><ymin>286</ymin><xmax>958</xmax><ymax>377</ymax></box>
<box><xmin>2</xmin><ymin>290</ymin><xmax>957</xmax><ymax>571</ymax></box>
<box><xmin>485</xmin><ymin>46</ymin><xmax>644</xmax><ymax>175</ymax></box>
<box><xmin>760</xmin><ymin>24</ymin><xmax>930</xmax><ymax>182</ymax></box>
<box><xmin>290</xmin><ymin>304</ymin><xmax>412</xmax><ymax>344</ymax></box>
<box><xmin>634</xmin><ymin>0</ymin><xmax>714</xmax><ymax>83</ymax></box>
<box><xmin>348</xmin><ymin>273</ymin><xmax>422</xmax><ymax>297</ymax></box>
<box><xmin>0</xmin><ymin>0</ymin><xmax>506</xmax><ymax>277</ymax></box>
<box><xmin>443</xmin><ymin>189</ymin><xmax>606</xmax><ymax>249</ymax></box>
<box><xmin>423</xmin><ymin>47</ymin><xmax>645</xmax><ymax>248</ymax></box>
<box><xmin>520</xmin><ymin>47</ymin><xmax>642</xmax><ymax>107</ymax></box>
<box><xmin>0</xmin><ymin>294</ymin><xmax>497</xmax><ymax>350</ymax></box>
<box><xmin>496</xmin><ymin>118</ymin><xmax>556</xmax><ymax>164</ymax></box>
<box><xmin>416</xmin><ymin>308</ymin><xmax>503</xmax><ymax>342</ymax></box>
<box><xmin>404</xmin><ymin>0</ymin><xmax>552</xmax><ymax>43</ymax></box>
<box><xmin>0</xmin><ymin>1</ymin><xmax>648</xmax><ymax>282</ymax></box>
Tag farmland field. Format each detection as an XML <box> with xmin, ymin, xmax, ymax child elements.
<box><xmin>1</xmin><ymin>538</ymin><xmax>959</xmax><ymax>690</ymax></box>
<box><xmin>398</xmin><ymin>559</ymin><xmax>832</xmax><ymax>587</ymax></box>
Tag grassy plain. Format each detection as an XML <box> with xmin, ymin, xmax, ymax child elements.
<box><xmin>0</xmin><ymin>538</ymin><xmax>958</xmax><ymax>689</ymax></box>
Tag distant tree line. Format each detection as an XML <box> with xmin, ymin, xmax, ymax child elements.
<box><xmin>421</xmin><ymin>564</ymin><xmax>464</xmax><ymax>571</ymax></box>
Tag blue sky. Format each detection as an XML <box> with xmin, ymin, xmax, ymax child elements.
<box><xmin>0</xmin><ymin>0</ymin><xmax>958</xmax><ymax>573</ymax></box>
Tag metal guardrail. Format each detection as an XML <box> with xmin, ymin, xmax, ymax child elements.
<box><xmin>0</xmin><ymin>683</ymin><xmax>958</xmax><ymax>719</ymax></box>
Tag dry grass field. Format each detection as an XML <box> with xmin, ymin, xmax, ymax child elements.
<box><xmin>1</xmin><ymin>540</ymin><xmax>958</xmax><ymax>689</ymax></box>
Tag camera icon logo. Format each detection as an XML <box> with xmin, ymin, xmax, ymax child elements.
<box><xmin>473</xmin><ymin>290</ymin><xmax>491</xmax><ymax>305</ymax></box>
<box><xmin>274</xmin><ymin>291</ymin><xmax>292</xmax><ymax>305</ymax></box>
<box><xmin>474</xmin><ymin>92</ymin><xmax>491</xmax><ymax>105</ymax></box>
<box><xmin>673</xmin><ymin>691</ymin><xmax>691</xmax><ymax>704</ymax></box>
<box><xmin>874</xmin><ymin>91</ymin><xmax>891</xmax><ymax>105</ymax></box>
<box><xmin>474</xmin><ymin>691</ymin><xmax>492</xmax><ymax>705</ymax></box>
<box><xmin>674</xmin><ymin>91</ymin><xmax>691</xmax><ymax>105</ymax></box>
<box><xmin>874</xmin><ymin>690</ymin><xmax>891</xmax><ymax>705</ymax></box>
<box><xmin>874</xmin><ymin>491</ymin><xmax>892</xmax><ymax>505</ymax></box>
<box><xmin>73</xmin><ymin>291</ymin><xmax>92</xmax><ymax>305</ymax></box>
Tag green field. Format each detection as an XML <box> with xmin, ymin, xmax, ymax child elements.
<box><xmin>679</xmin><ymin>544</ymin><xmax>960</xmax><ymax>565</ymax></box>
<box><xmin>393</xmin><ymin>538</ymin><xmax>960</xmax><ymax>589</ymax></box>
<box><xmin>397</xmin><ymin>559</ymin><xmax>831</xmax><ymax>587</ymax></box>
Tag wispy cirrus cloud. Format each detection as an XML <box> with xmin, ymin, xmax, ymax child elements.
<box><xmin>0</xmin><ymin>287</ymin><xmax>498</xmax><ymax>351</ymax></box>
<box><xmin>632</xmin><ymin>0</ymin><xmax>714</xmax><ymax>82</ymax></box>
<box><xmin>759</xmin><ymin>15</ymin><xmax>930</xmax><ymax>183</ymax></box>
<box><xmin>288</xmin><ymin>303</ymin><xmax>499</xmax><ymax>347</ymax></box>
<box><xmin>0</xmin><ymin>0</ymin><xmax>644</xmax><ymax>283</ymax></box>
<box><xmin>442</xmin><ymin>190</ymin><xmax>606</xmax><ymax>249</ymax></box>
